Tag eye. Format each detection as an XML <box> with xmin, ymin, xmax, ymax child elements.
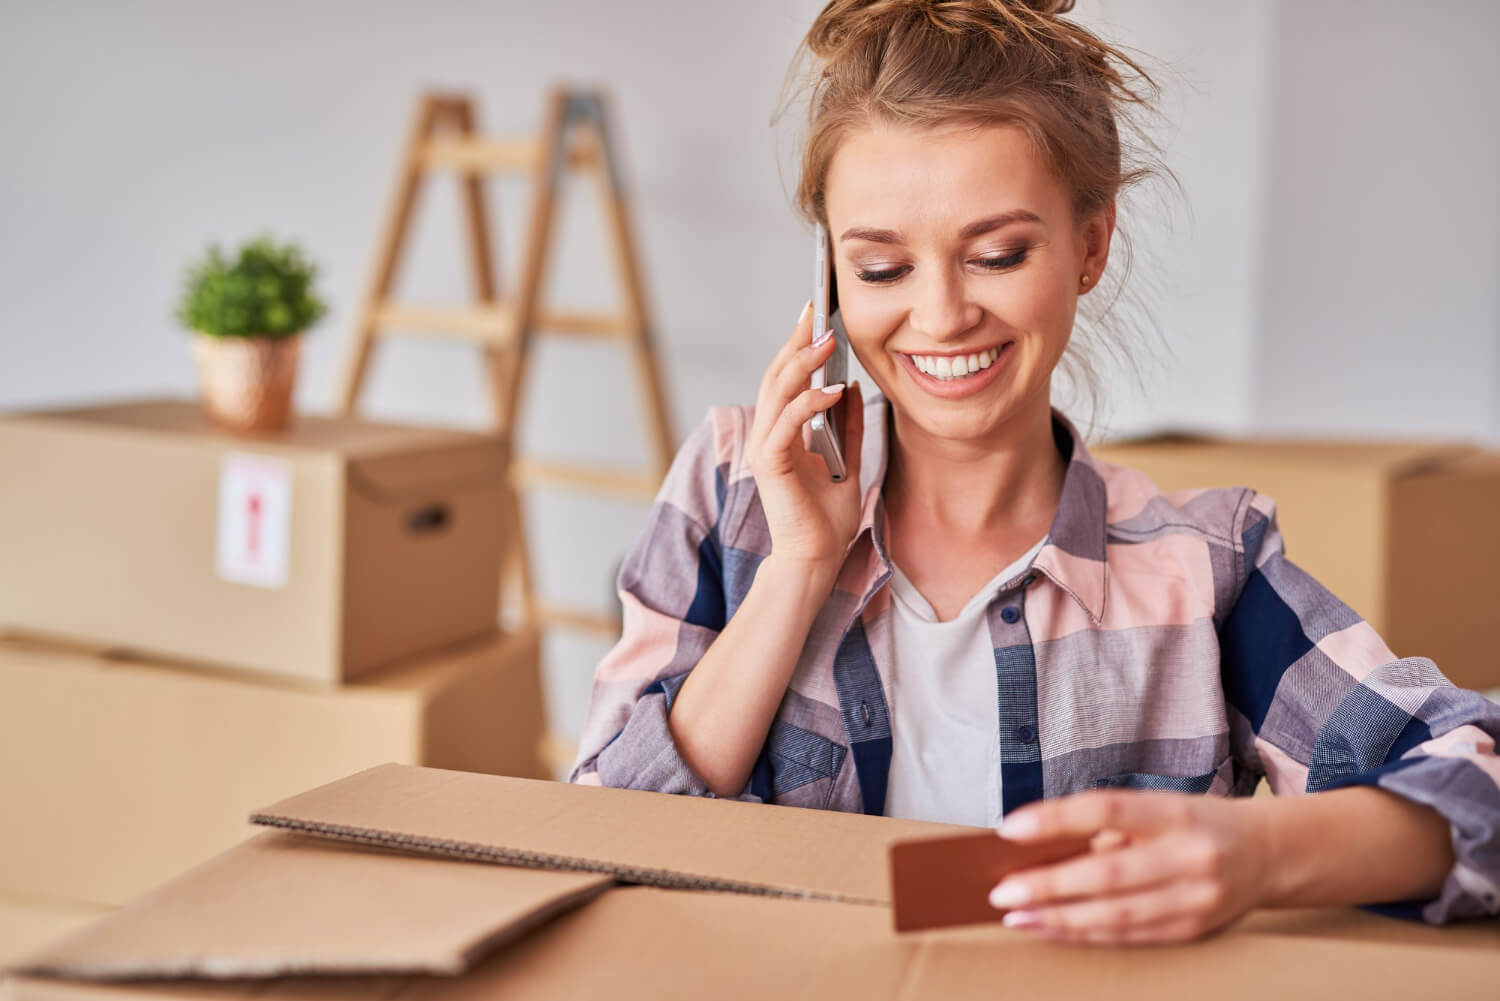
<box><xmin>853</xmin><ymin>248</ymin><xmax>1030</xmax><ymax>285</ymax></box>
<box><xmin>854</xmin><ymin>265</ymin><xmax>910</xmax><ymax>284</ymax></box>
<box><xmin>977</xmin><ymin>248</ymin><xmax>1029</xmax><ymax>270</ymax></box>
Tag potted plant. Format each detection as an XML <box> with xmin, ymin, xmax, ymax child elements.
<box><xmin>175</xmin><ymin>235</ymin><xmax>327</xmax><ymax>432</ymax></box>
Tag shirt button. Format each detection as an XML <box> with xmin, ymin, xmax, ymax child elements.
<box><xmin>1001</xmin><ymin>606</ymin><xmax>1021</xmax><ymax>624</ymax></box>
<box><xmin>1016</xmin><ymin>724</ymin><xmax>1037</xmax><ymax>743</ymax></box>
<box><xmin>860</xmin><ymin>701</ymin><xmax>872</xmax><ymax>727</ymax></box>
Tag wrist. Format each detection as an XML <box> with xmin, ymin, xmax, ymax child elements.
<box><xmin>1246</xmin><ymin>794</ymin><xmax>1317</xmax><ymax>909</ymax></box>
<box><xmin>758</xmin><ymin>553</ymin><xmax>842</xmax><ymax>595</ymax></box>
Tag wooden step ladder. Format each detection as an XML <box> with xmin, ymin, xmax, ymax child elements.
<box><xmin>336</xmin><ymin>88</ymin><xmax>674</xmax><ymax>691</ymax></box>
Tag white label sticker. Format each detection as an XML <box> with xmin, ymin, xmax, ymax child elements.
<box><xmin>216</xmin><ymin>452</ymin><xmax>293</xmax><ymax>589</ymax></box>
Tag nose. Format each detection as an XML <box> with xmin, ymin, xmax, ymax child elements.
<box><xmin>908</xmin><ymin>264</ymin><xmax>980</xmax><ymax>344</ymax></box>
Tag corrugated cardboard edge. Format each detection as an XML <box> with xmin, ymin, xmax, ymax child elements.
<box><xmin>8</xmin><ymin>878</ymin><xmax>610</xmax><ymax>982</ymax></box>
<box><xmin>248</xmin><ymin>813</ymin><xmax>884</xmax><ymax>906</ymax></box>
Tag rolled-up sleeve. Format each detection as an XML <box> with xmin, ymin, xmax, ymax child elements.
<box><xmin>1220</xmin><ymin>491</ymin><xmax>1500</xmax><ymax>924</ymax></box>
<box><xmin>568</xmin><ymin>407</ymin><xmax>761</xmax><ymax>801</ymax></box>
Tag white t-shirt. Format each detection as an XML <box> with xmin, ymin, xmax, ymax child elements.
<box><xmin>881</xmin><ymin>537</ymin><xmax>1047</xmax><ymax>826</ymax></box>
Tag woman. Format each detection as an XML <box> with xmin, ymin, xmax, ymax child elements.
<box><xmin>571</xmin><ymin>0</ymin><xmax>1500</xmax><ymax>944</ymax></box>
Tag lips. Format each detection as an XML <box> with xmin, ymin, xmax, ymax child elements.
<box><xmin>906</xmin><ymin>346</ymin><xmax>1001</xmax><ymax>380</ymax></box>
<box><xmin>897</xmin><ymin>341</ymin><xmax>1014</xmax><ymax>399</ymax></box>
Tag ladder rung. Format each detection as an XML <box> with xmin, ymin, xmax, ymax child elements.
<box><xmin>372</xmin><ymin>303</ymin><xmax>630</xmax><ymax>342</ymax></box>
<box><xmin>512</xmin><ymin>459</ymin><xmax>660</xmax><ymax>500</ymax></box>
<box><xmin>537</xmin><ymin>602</ymin><xmax>622</xmax><ymax>639</ymax></box>
<box><xmin>419</xmin><ymin>138</ymin><xmax>598</xmax><ymax>172</ymax></box>
<box><xmin>372</xmin><ymin>303</ymin><xmax>514</xmax><ymax>343</ymax></box>
<box><xmin>540</xmin><ymin>310</ymin><xmax>633</xmax><ymax>338</ymax></box>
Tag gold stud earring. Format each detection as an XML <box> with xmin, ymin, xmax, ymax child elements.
<box><xmin>1079</xmin><ymin>273</ymin><xmax>1090</xmax><ymax>286</ymax></box>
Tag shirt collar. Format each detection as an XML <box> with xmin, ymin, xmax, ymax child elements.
<box><xmin>853</xmin><ymin>389</ymin><xmax>1108</xmax><ymax>624</ymax></box>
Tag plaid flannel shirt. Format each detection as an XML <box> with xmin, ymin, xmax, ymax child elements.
<box><xmin>571</xmin><ymin>389</ymin><xmax>1500</xmax><ymax>925</ymax></box>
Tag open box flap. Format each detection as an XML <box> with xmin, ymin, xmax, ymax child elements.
<box><xmin>250</xmin><ymin>763</ymin><xmax>974</xmax><ymax>904</ymax></box>
<box><xmin>8</xmin><ymin>832</ymin><xmax>610</xmax><ymax>982</ymax></box>
<box><xmin>10</xmin><ymin>887</ymin><xmax>1500</xmax><ymax>1001</ymax></box>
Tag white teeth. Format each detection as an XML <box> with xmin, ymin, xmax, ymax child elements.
<box><xmin>908</xmin><ymin>346</ymin><xmax>1002</xmax><ymax>381</ymax></box>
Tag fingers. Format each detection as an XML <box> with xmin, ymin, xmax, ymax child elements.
<box><xmin>989</xmin><ymin>836</ymin><xmax>1189</xmax><ymax>910</ymax></box>
<box><xmin>759</xmin><ymin>383</ymin><xmax>846</xmax><ymax>471</ymax></box>
<box><xmin>752</xmin><ymin>305</ymin><xmax>835</xmax><ymax>455</ymax></box>
<box><xmin>1001</xmin><ymin>880</ymin><xmax>1229</xmax><ymax>946</ymax></box>
<box><xmin>757</xmin><ymin>300</ymin><xmax>816</xmax><ymax>412</ymax></box>
<box><xmin>997</xmin><ymin>789</ymin><xmax>1196</xmax><ymax>843</ymax></box>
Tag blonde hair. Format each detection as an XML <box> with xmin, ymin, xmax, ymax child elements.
<box><xmin>776</xmin><ymin>0</ymin><xmax>1181</xmax><ymax>432</ymax></box>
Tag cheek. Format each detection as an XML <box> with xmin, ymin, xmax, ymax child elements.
<box><xmin>986</xmin><ymin>268</ymin><xmax>1074</xmax><ymax>334</ymax></box>
<box><xmin>839</xmin><ymin>297</ymin><xmax>904</xmax><ymax>364</ymax></box>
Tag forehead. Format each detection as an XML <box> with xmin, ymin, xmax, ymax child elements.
<box><xmin>824</xmin><ymin>121</ymin><xmax>1067</xmax><ymax>231</ymax></box>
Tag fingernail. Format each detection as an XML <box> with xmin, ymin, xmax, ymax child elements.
<box><xmin>1001</xmin><ymin>909</ymin><xmax>1040</xmax><ymax>928</ymax></box>
<box><xmin>998</xmin><ymin>813</ymin><xmax>1039</xmax><ymax>839</ymax></box>
<box><xmin>989</xmin><ymin>880</ymin><xmax>1031</xmax><ymax>909</ymax></box>
<box><xmin>820</xmin><ymin>383</ymin><xmax>845</xmax><ymax>395</ymax></box>
<box><xmin>799</xmin><ymin>299</ymin><xmax>811</xmax><ymax>321</ymax></box>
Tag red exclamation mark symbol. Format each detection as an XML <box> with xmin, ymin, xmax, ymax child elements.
<box><xmin>246</xmin><ymin>492</ymin><xmax>262</xmax><ymax>565</ymax></box>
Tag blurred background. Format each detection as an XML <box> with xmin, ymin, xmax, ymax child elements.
<box><xmin>3</xmin><ymin>0</ymin><xmax>1499</xmax><ymax>767</ymax></box>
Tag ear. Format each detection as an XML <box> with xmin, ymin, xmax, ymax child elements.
<box><xmin>1078</xmin><ymin>201</ymin><xmax>1115</xmax><ymax>292</ymax></box>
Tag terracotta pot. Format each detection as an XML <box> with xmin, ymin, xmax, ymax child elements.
<box><xmin>191</xmin><ymin>333</ymin><xmax>301</xmax><ymax>432</ymax></box>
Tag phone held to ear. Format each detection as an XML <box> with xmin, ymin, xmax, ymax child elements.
<box><xmin>808</xmin><ymin>221</ymin><xmax>850</xmax><ymax>482</ymax></box>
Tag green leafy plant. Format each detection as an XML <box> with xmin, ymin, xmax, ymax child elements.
<box><xmin>175</xmin><ymin>235</ymin><xmax>327</xmax><ymax>339</ymax></box>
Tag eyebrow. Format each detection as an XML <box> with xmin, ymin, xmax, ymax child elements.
<box><xmin>838</xmin><ymin>210</ymin><xmax>1043</xmax><ymax>246</ymax></box>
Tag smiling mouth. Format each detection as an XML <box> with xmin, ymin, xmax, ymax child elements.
<box><xmin>903</xmin><ymin>344</ymin><xmax>1007</xmax><ymax>381</ymax></box>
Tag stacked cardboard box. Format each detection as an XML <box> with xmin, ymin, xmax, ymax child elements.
<box><xmin>0</xmin><ymin>400</ymin><xmax>545</xmax><ymax>921</ymax></box>
<box><xmin>6</xmin><ymin>764</ymin><xmax>1498</xmax><ymax>998</ymax></box>
<box><xmin>1092</xmin><ymin>435</ymin><xmax>1500</xmax><ymax>692</ymax></box>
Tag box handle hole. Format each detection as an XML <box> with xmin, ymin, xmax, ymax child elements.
<box><xmin>407</xmin><ymin>503</ymin><xmax>451</xmax><ymax>534</ymax></box>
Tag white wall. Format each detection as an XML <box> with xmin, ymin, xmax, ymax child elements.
<box><xmin>1253</xmin><ymin>0</ymin><xmax>1500</xmax><ymax>439</ymax></box>
<box><xmin>3</xmin><ymin>1</ymin><xmax>1495</xmax><ymax>749</ymax></box>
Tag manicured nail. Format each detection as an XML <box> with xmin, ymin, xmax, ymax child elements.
<box><xmin>821</xmin><ymin>383</ymin><xmax>845</xmax><ymax>395</ymax></box>
<box><xmin>798</xmin><ymin>299</ymin><xmax>812</xmax><ymax>322</ymax></box>
<box><xmin>998</xmin><ymin>813</ymin><xmax>1039</xmax><ymax>839</ymax></box>
<box><xmin>1002</xmin><ymin>909</ymin><xmax>1040</xmax><ymax>928</ymax></box>
<box><xmin>989</xmin><ymin>880</ymin><xmax>1031</xmax><ymax>909</ymax></box>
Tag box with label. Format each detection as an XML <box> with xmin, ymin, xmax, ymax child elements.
<box><xmin>1091</xmin><ymin>436</ymin><xmax>1500</xmax><ymax>691</ymax></box>
<box><xmin>0</xmin><ymin>628</ymin><xmax>544</xmax><ymax>906</ymax></box>
<box><xmin>0</xmin><ymin>398</ymin><xmax>509</xmax><ymax>684</ymax></box>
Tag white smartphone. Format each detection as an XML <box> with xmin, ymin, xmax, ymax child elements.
<box><xmin>808</xmin><ymin>221</ymin><xmax>850</xmax><ymax>482</ymax></box>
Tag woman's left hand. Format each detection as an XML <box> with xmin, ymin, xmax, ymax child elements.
<box><xmin>987</xmin><ymin>790</ymin><xmax>1272</xmax><ymax>946</ymax></box>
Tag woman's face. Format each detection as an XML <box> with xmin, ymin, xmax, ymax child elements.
<box><xmin>824</xmin><ymin>121</ymin><xmax>1111</xmax><ymax>444</ymax></box>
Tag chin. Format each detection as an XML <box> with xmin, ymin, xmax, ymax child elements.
<box><xmin>894</xmin><ymin>390</ymin><xmax>1014</xmax><ymax>443</ymax></box>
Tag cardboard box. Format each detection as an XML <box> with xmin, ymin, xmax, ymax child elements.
<box><xmin>0</xmin><ymin>398</ymin><xmax>509</xmax><ymax>684</ymax></box>
<box><xmin>6</xmin><ymin>764</ymin><xmax>1498</xmax><ymax>1000</ymax></box>
<box><xmin>0</xmin><ymin>630</ymin><xmax>544</xmax><ymax>907</ymax></box>
<box><xmin>1092</xmin><ymin>436</ymin><xmax>1500</xmax><ymax>691</ymax></box>
<box><xmin>0</xmin><ymin>896</ymin><xmax>109</xmax><ymax>969</ymax></box>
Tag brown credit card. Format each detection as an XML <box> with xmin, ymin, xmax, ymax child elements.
<box><xmin>889</xmin><ymin>831</ymin><xmax>1093</xmax><ymax>932</ymax></box>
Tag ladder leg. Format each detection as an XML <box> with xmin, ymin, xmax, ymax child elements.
<box><xmin>494</xmin><ymin>87</ymin><xmax>571</xmax><ymax>441</ymax></box>
<box><xmin>499</xmin><ymin>475</ymin><xmax>539</xmax><ymax>631</ymax></box>
<box><xmin>585</xmin><ymin>91</ymin><xmax>676</xmax><ymax>478</ymax></box>
<box><xmin>453</xmin><ymin>98</ymin><xmax>501</xmax><ymax>305</ymax></box>
<box><xmin>336</xmin><ymin>94</ymin><xmax>446</xmax><ymax>414</ymax></box>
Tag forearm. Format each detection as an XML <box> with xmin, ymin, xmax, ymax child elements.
<box><xmin>667</xmin><ymin>555</ymin><xmax>838</xmax><ymax>798</ymax></box>
<box><xmin>1253</xmin><ymin>785</ymin><xmax>1454</xmax><ymax>909</ymax></box>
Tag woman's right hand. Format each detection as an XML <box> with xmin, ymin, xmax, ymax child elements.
<box><xmin>744</xmin><ymin>300</ymin><xmax>867</xmax><ymax>575</ymax></box>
